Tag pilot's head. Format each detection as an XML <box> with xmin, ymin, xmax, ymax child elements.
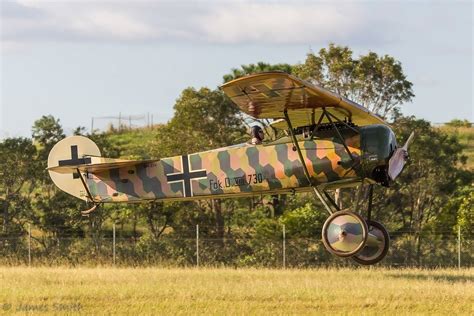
<box><xmin>251</xmin><ymin>125</ymin><xmax>265</xmax><ymax>144</ymax></box>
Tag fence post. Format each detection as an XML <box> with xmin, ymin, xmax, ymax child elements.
<box><xmin>457</xmin><ymin>225</ymin><xmax>461</xmax><ymax>269</ymax></box>
<box><xmin>282</xmin><ymin>224</ymin><xmax>286</xmax><ymax>269</ymax></box>
<box><xmin>28</xmin><ymin>224</ymin><xmax>31</xmax><ymax>267</ymax></box>
<box><xmin>113</xmin><ymin>223</ymin><xmax>116</xmax><ymax>266</ymax></box>
<box><xmin>196</xmin><ymin>225</ymin><xmax>200</xmax><ymax>268</ymax></box>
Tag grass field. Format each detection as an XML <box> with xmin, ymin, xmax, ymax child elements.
<box><xmin>0</xmin><ymin>268</ymin><xmax>472</xmax><ymax>315</ymax></box>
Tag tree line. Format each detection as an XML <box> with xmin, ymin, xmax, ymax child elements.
<box><xmin>0</xmin><ymin>44</ymin><xmax>472</xmax><ymax>267</ymax></box>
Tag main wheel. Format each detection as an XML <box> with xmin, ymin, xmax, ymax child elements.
<box><xmin>322</xmin><ymin>210</ymin><xmax>368</xmax><ymax>257</ymax></box>
<box><xmin>352</xmin><ymin>220</ymin><xmax>390</xmax><ymax>265</ymax></box>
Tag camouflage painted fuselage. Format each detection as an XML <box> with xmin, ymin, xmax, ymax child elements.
<box><xmin>85</xmin><ymin>135</ymin><xmax>364</xmax><ymax>203</ymax></box>
<box><xmin>83</xmin><ymin>124</ymin><xmax>398</xmax><ymax>203</ymax></box>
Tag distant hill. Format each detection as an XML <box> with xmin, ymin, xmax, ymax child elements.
<box><xmin>438</xmin><ymin>125</ymin><xmax>474</xmax><ymax>170</ymax></box>
<box><xmin>105</xmin><ymin>125</ymin><xmax>163</xmax><ymax>159</ymax></box>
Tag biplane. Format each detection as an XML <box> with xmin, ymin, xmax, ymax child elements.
<box><xmin>47</xmin><ymin>72</ymin><xmax>414</xmax><ymax>265</ymax></box>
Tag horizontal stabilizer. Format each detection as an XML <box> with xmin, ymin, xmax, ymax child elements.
<box><xmin>48</xmin><ymin>158</ymin><xmax>159</xmax><ymax>174</ymax></box>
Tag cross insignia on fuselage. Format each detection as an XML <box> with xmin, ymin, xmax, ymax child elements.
<box><xmin>166</xmin><ymin>155</ymin><xmax>207</xmax><ymax>198</ymax></box>
<box><xmin>58</xmin><ymin>145</ymin><xmax>92</xmax><ymax>179</ymax></box>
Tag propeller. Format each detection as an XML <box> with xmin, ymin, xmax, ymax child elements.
<box><xmin>388</xmin><ymin>131</ymin><xmax>415</xmax><ymax>181</ymax></box>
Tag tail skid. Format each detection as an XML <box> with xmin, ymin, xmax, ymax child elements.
<box><xmin>81</xmin><ymin>203</ymin><xmax>98</xmax><ymax>217</ymax></box>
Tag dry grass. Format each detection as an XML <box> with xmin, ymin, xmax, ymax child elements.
<box><xmin>0</xmin><ymin>267</ymin><xmax>472</xmax><ymax>315</ymax></box>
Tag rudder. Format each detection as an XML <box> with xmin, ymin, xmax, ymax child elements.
<box><xmin>47</xmin><ymin>136</ymin><xmax>101</xmax><ymax>201</ymax></box>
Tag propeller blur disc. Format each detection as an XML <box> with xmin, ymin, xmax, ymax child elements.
<box><xmin>388</xmin><ymin>148</ymin><xmax>407</xmax><ymax>180</ymax></box>
<box><xmin>388</xmin><ymin>131</ymin><xmax>414</xmax><ymax>181</ymax></box>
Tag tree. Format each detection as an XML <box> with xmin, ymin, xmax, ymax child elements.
<box><xmin>31</xmin><ymin>117</ymin><xmax>95</xmax><ymax>246</ymax></box>
<box><xmin>33</xmin><ymin>190</ymin><xmax>84</xmax><ymax>242</ymax></box>
<box><xmin>370</xmin><ymin>117</ymin><xmax>471</xmax><ymax>264</ymax></box>
<box><xmin>0</xmin><ymin>138</ymin><xmax>38</xmax><ymax>235</ymax></box>
<box><xmin>446</xmin><ymin>119</ymin><xmax>472</xmax><ymax>128</ymax></box>
<box><xmin>32</xmin><ymin>115</ymin><xmax>66</xmax><ymax>157</ymax></box>
<box><xmin>223</xmin><ymin>62</ymin><xmax>293</xmax><ymax>83</ymax></box>
<box><xmin>292</xmin><ymin>43</ymin><xmax>414</xmax><ymax>119</ymax></box>
<box><xmin>159</xmin><ymin>87</ymin><xmax>246</xmax><ymax>156</ymax></box>
<box><xmin>31</xmin><ymin>115</ymin><xmax>67</xmax><ymax>186</ymax></box>
<box><xmin>456</xmin><ymin>186</ymin><xmax>473</xmax><ymax>238</ymax></box>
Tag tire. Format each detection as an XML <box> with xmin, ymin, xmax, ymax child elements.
<box><xmin>321</xmin><ymin>210</ymin><xmax>368</xmax><ymax>257</ymax></box>
<box><xmin>352</xmin><ymin>220</ymin><xmax>390</xmax><ymax>265</ymax></box>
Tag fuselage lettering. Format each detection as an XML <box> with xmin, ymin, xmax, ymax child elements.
<box><xmin>209</xmin><ymin>173</ymin><xmax>264</xmax><ymax>191</ymax></box>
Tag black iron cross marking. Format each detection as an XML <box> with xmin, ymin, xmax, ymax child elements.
<box><xmin>166</xmin><ymin>155</ymin><xmax>207</xmax><ymax>198</ymax></box>
<box><xmin>248</xmin><ymin>83</ymin><xmax>281</xmax><ymax>98</ymax></box>
<box><xmin>58</xmin><ymin>145</ymin><xmax>91</xmax><ymax>179</ymax></box>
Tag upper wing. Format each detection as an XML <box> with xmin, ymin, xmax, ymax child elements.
<box><xmin>221</xmin><ymin>72</ymin><xmax>387</xmax><ymax>127</ymax></box>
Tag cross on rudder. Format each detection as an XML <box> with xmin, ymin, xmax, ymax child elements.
<box><xmin>58</xmin><ymin>145</ymin><xmax>92</xmax><ymax>179</ymax></box>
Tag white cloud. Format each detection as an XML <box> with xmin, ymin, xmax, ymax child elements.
<box><xmin>69</xmin><ymin>10</ymin><xmax>155</xmax><ymax>40</ymax></box>
<box><xmin>1</xmin><ymin>1</ymin><xmax>382</xmax><ymax>48</ymax></box>
<box><xmin>196</xmin><ymin>3</ymin><xmax>364</xmax><ymax>44</ymax></box>
<box><xmin>3</xmin><ymin>1</ymin><xmax>160</xmax><ymax>41</ymax></box>
<box><xmin>1</xmin><ymin>40</ymin><xmax>28</xmax><ymax>54</ymax></box>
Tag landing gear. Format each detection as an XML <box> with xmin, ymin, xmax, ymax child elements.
<box><xmin>81</xmin><ymin>203</ymin><xmax>98</xmax><ymax>216</ymax></box>
<box><xmin>320</xmin><ymin>185</ymin><xmax>391</xmax><ymax>265</ymax></box>
<box><xmin>282</xmin><ymin>110</ymin><xmax>390</xmax><ymax>265</ymax></box>
<box><xmin>352</xmin><ymin>220</ymin><xmax>390</xmax><ymax>265</ymax></box>
<box><xmin>322</xmin><ymin>211</ymin><xmax>368</xmax><ymax>257</ymax></box>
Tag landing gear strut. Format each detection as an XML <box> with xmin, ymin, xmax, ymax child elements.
<box><xmin>282</xmin><ymin>109</ymin><xmax>390</xmax><ymax>265</ymax></box>
<box><xmin>350</xmin><ymin>184</ymin><xmax>390</xmax><ymax>265</ymax></box>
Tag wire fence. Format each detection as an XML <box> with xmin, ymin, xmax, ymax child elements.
<box><xmin>89</xmin><ymin>112</ymin><xmax>169</xmax><ymax>133</ymax></box>
<box><xmin>0</xmin><ymin>225</ymin><xmax>472</xmax><ymax>268</ymax></box>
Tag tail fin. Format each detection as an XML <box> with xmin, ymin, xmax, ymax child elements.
<box><xmin>47</xmin><ymin>136</ymin><xmax>101</xmax><ymax>201</ymax></box>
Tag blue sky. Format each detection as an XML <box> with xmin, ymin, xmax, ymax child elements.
<box><xmin>1</xmin><ymin>0</ymin><xmax>472</xmax><ymax>138</ymax></box>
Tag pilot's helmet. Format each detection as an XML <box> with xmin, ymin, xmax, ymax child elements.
<box><xmin>251</xmin><ymin>125</ymin><xmax>265</xmax><ymax>142</ymax></box>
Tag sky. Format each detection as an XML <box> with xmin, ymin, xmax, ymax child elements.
<box><xmin>1</xmin><ymin>0</ymin><xmax>473</xmax><ymax>138</ymax></box>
